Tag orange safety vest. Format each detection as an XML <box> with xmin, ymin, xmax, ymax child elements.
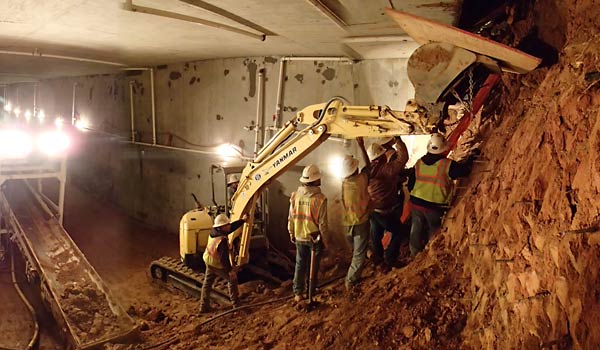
<box><xmin>203</xmin><ymin>235</ymin><xmax>227</xmax><ymax>268</ymax></box>
<box><xmin>411</xmin><ymin>158</ymin><xmax>453</xmax><ymax>205</ymax></box>
<box><xmin>341</xmin><ymin>172</ymin><xmax>370</xmax><ymax>226</ymax></box>
<box><xmin>290</xmin><ymin>191</ymin><xmax>326</xmax><ymax>240</ymax></box>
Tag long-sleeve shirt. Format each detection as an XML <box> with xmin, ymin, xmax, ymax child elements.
<box><xmin>210</xmin><ymin>219</ymin><xmax>244</xmax><ymax>272</ymax></box>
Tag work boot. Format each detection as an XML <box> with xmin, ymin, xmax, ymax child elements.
<box><xmin>199</xmin><ymin>305</ymin><xmax>211</xmax><ymax>314</ymax></box>
<box><xmin>370</xmin><ymin>254</ymin><xmax>383</xmax><ymax>266</ymax></box>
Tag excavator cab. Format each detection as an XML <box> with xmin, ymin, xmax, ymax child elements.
<box><xmin>177</xmin><ymin>163</ymin><xmax>268</xmax><ymax>269</ymax></box>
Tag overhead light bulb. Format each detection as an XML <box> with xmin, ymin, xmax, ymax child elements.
<box><xmin>24</xmin><ymin>110</ymin><xmax>32</xmax><ymax>121</ymax></box>
<box><xmin>217</xmin><ymin>143</ymin><xmax>241</xmax><ymax>158</ymax></box>
<box><xmin>75</xmin><ymin>118</ymin><xmax>90</xmax><ymax>131</ymax></box>
<box><xmin>329</xmin><ymin>155</ymin><xmax>345</xmax><ymax>178</ymax></box>
<box><xmin>13</xmin><ymin>107</ymin><xmax>21</xmax><ymax>117</ymax></box>
<box><xmin>55</xmin><ymin>117</ymin><xmax>64</xmax><ymax>129</ymax></box>
<box><xmin>38</xmin><ymin>109</ymin><xmax>45</xmax><ymax>122</ymax></box>
<box><xmin>3</xmin><ymin>102</ymin><xmax>12</xmax><ymax>112</ymax></box>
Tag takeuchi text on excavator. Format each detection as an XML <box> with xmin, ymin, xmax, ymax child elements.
<box><xmin>156</xmin><ymin>8</ymin><xmax>542</xmax><ymax>289</ymax></box>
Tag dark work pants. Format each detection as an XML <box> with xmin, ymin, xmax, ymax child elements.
<box><xmin>370</xmin><ymin>204</ymin><xmax>410</xmax><ymax>265</ymax></box>
<box><xmin>199</xmin><ymin>265</ymin><xmax>240</xmax><ymax>311</ymax></box>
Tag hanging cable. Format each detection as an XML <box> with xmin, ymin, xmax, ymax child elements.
<box><xmin>9</xmin><ymin>243</ymin><xmax>39</xmax><ymax>350</ymax></box>
<box><xmin>137</xmin><ymin>273</ymin><xmax>346</xmax><ymax>350</ymax></box>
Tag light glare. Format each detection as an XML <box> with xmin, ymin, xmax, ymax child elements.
<box><xmin>13</xmin><ymin>107</ymin><xmax>21</xmax><ymax>117</ymax></box>
<box><xmin>55</xmin><ymin>117</ymin><xmax>64</xmax><ymax>129</ymax></box>
<box><xmin>74</xmin><ymin>119</ymin><xmax>90</xmax><ymax>131</ymax></box>
<box><xmin>329</xmin><ymin>155</ymin><xmax>345</xmax><ymax>178</ymax></box>
<box><xmin>38</xmin><ymin>131</ymin><xmax>70</xmax><ymax>157</ymax></box>
<box><xmin>217</xmin><ymin>143</ymin><xmax>241</xmax><ymax>158</ymax></box>
<box><xmin>0</xmin><ymin>130</ymin><xmax>33</xmax><ymax>159</ymax></box>
<box><xmin>3</xmin><ymin>102</ymin><xmax>11</xmax><ymax>112</ymax></box>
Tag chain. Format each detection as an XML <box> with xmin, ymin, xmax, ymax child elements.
<box><xmin>467</xmin><ymin>66</ymin><xmax>474</xmax><ymax>113</ymax></box>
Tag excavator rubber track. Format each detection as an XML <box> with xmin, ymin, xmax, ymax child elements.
<box><xmin>149</xmin><ymin>256</ymin><xmax>231</xmax><ymax>305</ymax></box>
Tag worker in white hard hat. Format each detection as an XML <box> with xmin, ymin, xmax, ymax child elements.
<box><xmin>199</xmin><ymin>212</ymin><xmax>248</xmax><ymax>313</ymax></box>
<box><xmin>288</xmin><ymin>164</ymin><xmax>327</xmax><ymax>302</ymax></box>
<box><xmin>226</xmin><ymin>173</ymin><xmax>241</xmax><ymax>203</ymax></box>
<box><xmin>340</xmin><ymin>137</ymin><xmax>372</xmax><ymax>290</ymax></box>
<box><xmin>361</xmin><ymin>137</ymin><xmax>410</xmax><ymax>271</ymax></box>
<box><xmin>406</xmin><ymin>133</ymin><xmax>474</xmax><ymax>256</ymax></box>
<box><xmin>379</xmin><ymin>136</ymin><xmax>398</xmax><ymax>161</ymax></box>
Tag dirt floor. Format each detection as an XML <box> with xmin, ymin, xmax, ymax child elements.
<box><xmin>5</xmin><ymin>0</ymin><xmax>600</xmax><ymax>349</ymax></box>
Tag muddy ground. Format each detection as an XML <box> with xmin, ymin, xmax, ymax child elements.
<box><xmin>4</xmin><ymin>0</ymin><xmax>600</xmax><ymax>349</ymax></box>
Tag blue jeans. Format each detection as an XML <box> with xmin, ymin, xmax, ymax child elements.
<box><xmin>345</xmin><ymin>222</ymin><xmax>369</xmax><ymax>286</ymax></box>
<box><xmin>409</xmin><ymin>207</ymin><xmax>443</xmax><ymax>256</ymax></box>
<box><xmin>370</xmin><ymin>205</ymin><xmax>410</xmax><ymax>266</ymax></box>
<box><xmin>293</xmin><ymin>240</ymin><xmax>323</xmax><ymax>296</ymax></box>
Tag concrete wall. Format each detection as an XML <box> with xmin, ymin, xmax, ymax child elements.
<box><xmin>3</xmin><ymin>56</ymin><xmax>416</xmax><ymax>252</ymax></box>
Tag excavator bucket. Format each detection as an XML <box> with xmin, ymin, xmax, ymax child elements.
<box><xmin>385</xmin><ymin>8</ymin><xmax>541</xmax><ymax>73</ymax></box>
<box><xmin>408</xmin><ymin>42</ymin><xmax>476</xmax><ymax>105</ymax></box>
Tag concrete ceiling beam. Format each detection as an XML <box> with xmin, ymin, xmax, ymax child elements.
<box><xmin>125</xmin><ymin>0</ymin><xmax>266</xmax><ymax>41</ymax></box>
<box><xmin>179</xmin><ymin>0</ymin><xmax>276</xmax><ymax>36</ymax></box>
<box><xmin>305</xmin><ymin>0</ymin><xmax>347</xmax><ymax>30</ymax></box>
<box><xmin>0</xmin><ymin>49</ymin><xmax>127</xmax><ymax>67</ymax></box>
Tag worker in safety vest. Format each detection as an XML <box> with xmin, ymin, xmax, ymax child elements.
<box><xmin>407</xmin><ymin>133</ymin><xmax>474</xmax><ymax>255</ymax></box>
<box><xmin>361</xmin><ymin>138</ymin><xmax>410</xmax><ymax>271</ymax></box>
<box><xmin>340</xmin><ymin>140</ymin><xmax>371</xmax><ymax>290</ymax></box>
<box><xmin>199</xmin><ymin>212</ymin><xmax>248</xmax><ymax>313</ymax></box>
<box><xmin>288</xmin><ymin>164</ymin><xmax>327</xmax><ymax>303</ymax></box>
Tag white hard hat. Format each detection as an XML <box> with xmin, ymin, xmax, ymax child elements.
<box><xmin>380</xmin><ymin>137</ymin><xmax>394</xmax><ymax>146</ymax></box>
<box><xmin>213</xmin><ymin>213</ymin><xmax>231</xmax><ymax>228</ymax></box>
<box><xmin>367</xmin><ymin>143</ymin><xmax>386</xmax><ymax>161</ymax></box>
<box><xmin>340</xmin><ymin>155</ymin><xmax>359</xmax><ymax>178</ymax></box>
<box><xmin>427</xmin><ymin>133</ymin><xmax>448</xmax><ymax>154</ymax></box>
<box><xmin>227</xmin><ymin>173</ymin><xmax>241</xmax><ymax>185</ymax></box>
<box><xmin>300</xmin><ymin>164</ymin><xmax>322</xmax><ymax>183</ymax></box>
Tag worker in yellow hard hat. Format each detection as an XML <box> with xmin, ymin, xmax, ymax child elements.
<box><xmin>406</xmin><ymin>133</ymin><xmax>474</xmax><ymax>255</ymax></box>
<box><xmin>199</xmin><ymin>212</ymin><xmax>248</xmax><ymax>313</ymax></box>
<box><xmin>288</xmin><ymin>164</ymin><xmax>327</xmax><ymax>303</ymax></box>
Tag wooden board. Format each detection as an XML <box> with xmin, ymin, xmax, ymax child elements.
<box><xmin>385</xmin><ymin>8</ymin><xmax>541</xmax><ymax>73</ymax></box>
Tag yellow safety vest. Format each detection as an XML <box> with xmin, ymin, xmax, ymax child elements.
<box><xmin>342</xmin><ymin>172</ymin><xmax>370</xmax><ymax>226</ymax></box>
<box><xmin>411</xmin><ymin>158</ymin><xmax>453</xmax><ymax>205</ymax></box>
<box><xmin>290</xmin><ymin>191</ymin><xmax>326</xmax><ymax>240</ymax></box>
<box><xmin>203</xmin><ymin>235</ymin><xmax>226</xmax><ymax>269</ymax></box>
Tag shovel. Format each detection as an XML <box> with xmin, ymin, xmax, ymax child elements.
<box><xmin>308</xmin><ymin>233</ymin><xmax>320</xmax><ymax>305</ymax></box>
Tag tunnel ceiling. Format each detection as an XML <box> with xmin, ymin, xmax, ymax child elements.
<box><xmin>0</xmin><ymin>0</ymin><xmax>459</xmax><ymax>83</ymax></box>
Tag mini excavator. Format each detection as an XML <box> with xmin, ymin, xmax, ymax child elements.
<box><xmin>149</xmin><ymin>9</ymin><xmax>541</xmax><ymax>297</ymax></box>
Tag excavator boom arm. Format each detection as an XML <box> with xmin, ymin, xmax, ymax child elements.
<box><xmin>229</xmin><ymin>98</ymin><xmax>433</xmax><ymax>266</ymax></box>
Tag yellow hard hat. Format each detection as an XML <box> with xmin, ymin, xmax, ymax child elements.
<box><xmin>300</xmin><ymin>164</ymin><xmax>322</xmax><ymax>183</ymax></box>
<box><xmin>213</xmin><ymin>213</ymin><xmax>231</xmax><ymax>228</ymax></box>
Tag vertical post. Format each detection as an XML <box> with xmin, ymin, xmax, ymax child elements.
<box><xmin>274</xmin><ymin>59</ymin><xmax>286</xmax><ymax>130</ymax></box>
<box><xmin>58</xmin><ymin>158</ymin><xmax>67</xmax><ymax>225</ymax></box>
<box><xmin>254</xmin><ymin>70</ymin><xmax>264</xmax><ymax>157</ymax></box>
<box><xmin>33</xmin><ymin>83</ymin><xmax>38</xmax><ymax>116</ymax></box>
<box><xmin>71</xmin><ymin>82</ymin><xmax>78</xmax><ymax>125</ymax></box>
<box><xmin>150</xmin><ymin>68</ymin><xmax>157</xmax><ymax>145</ymax></box>
<box><xmin>129</xmin><ymin>81</ymin><xmax>136</xmax><ymax>143</ymax></box>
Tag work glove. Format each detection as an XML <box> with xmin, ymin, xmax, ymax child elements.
<box><xmin>309</xmin><ymin>232</ymin><xmax>321</xmax><ymax>243</ymax></box>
